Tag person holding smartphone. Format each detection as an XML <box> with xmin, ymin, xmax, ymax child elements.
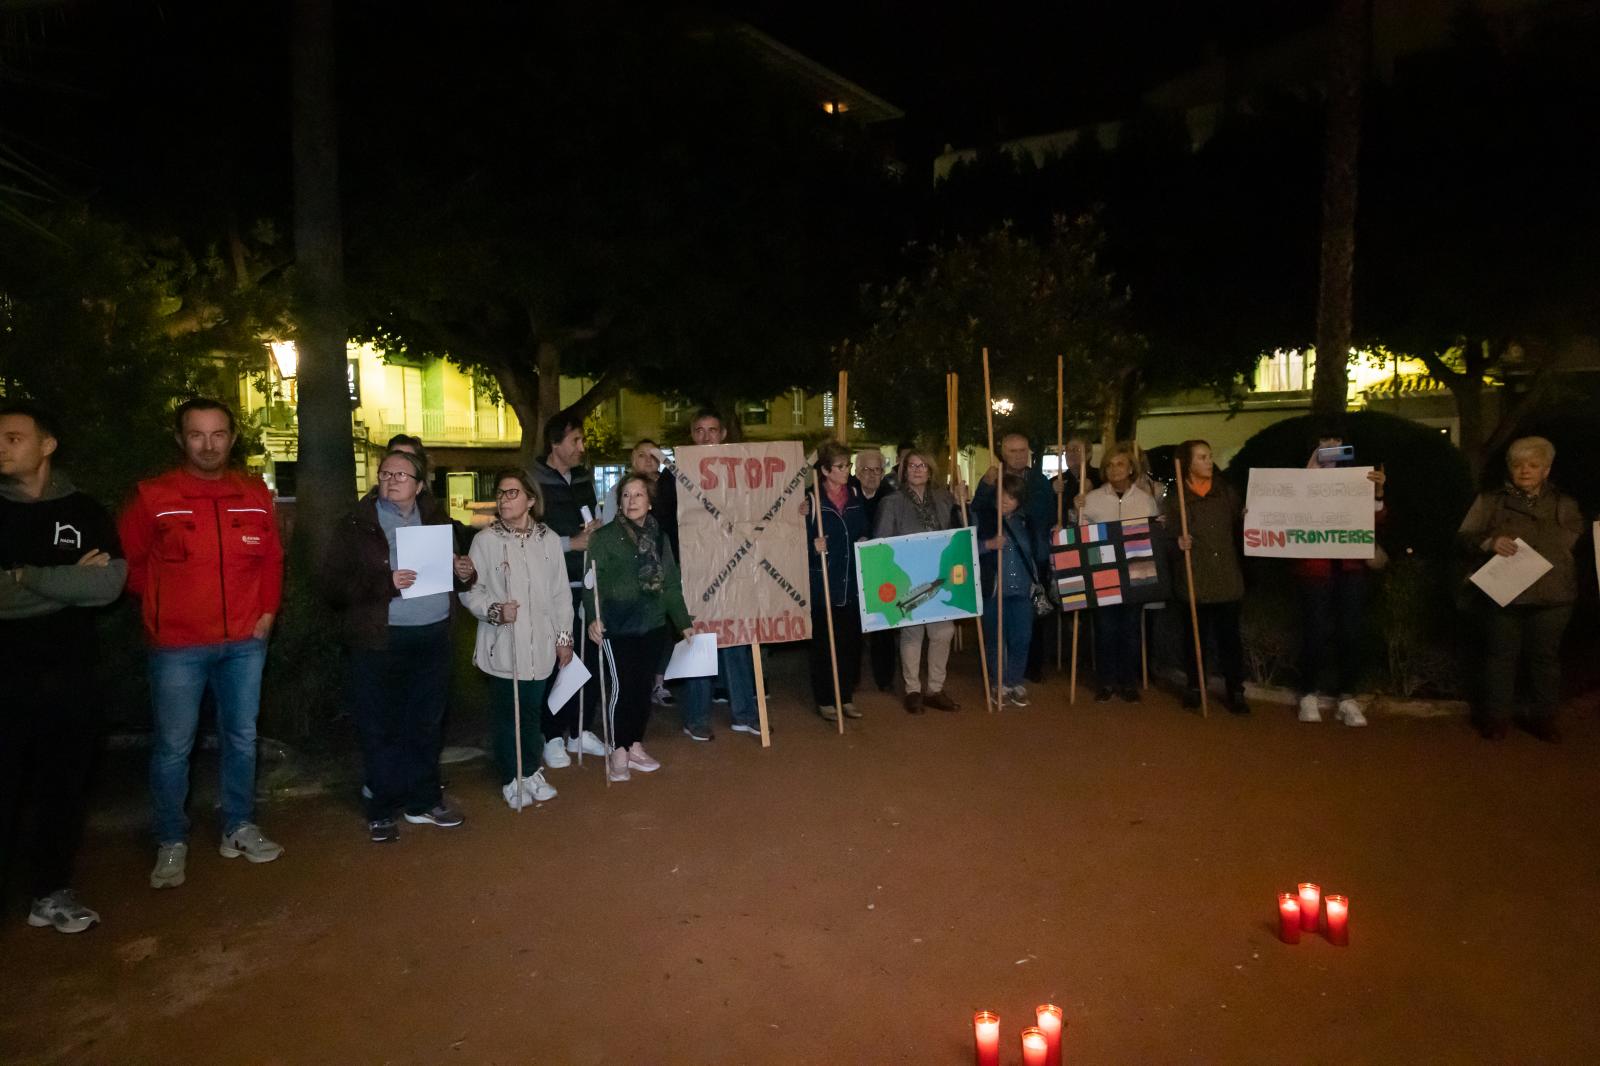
<box><xmin>1293</xmin><ymin>423</ymin><xmax>1387</xmax><ymax>727</ymax></box>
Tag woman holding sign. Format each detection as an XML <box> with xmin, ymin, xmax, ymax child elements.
<box><xmin>322</xmin><ymin>449</ymin><xmax>475</xmax><ymax>842</ymax></box>
<box><xmin>874</xmin><ymin>448</ymin><xmax>961</xmax><ymax>713</ymax></box>
<box><xmin>1164</xmin><ymin>440</ymin><xmax>1249</xmax><ymax>715</ymax></box>
<box><xmin>585</xmin><ymin>472</ymin><xmax>695</xmax><ymax>781</ymax></box>
<box><xmin>1080</xmin><ymin>442</ymin><xmax>1160</xmax><ymax>703</ymax></box>
<box><xmin>1458</xmin><ymin>436</ymin><xmax>1583</xmax><ymax>743</ymax></box>
<box><xmin>461</xmin><ymin>470</ymin><xmax>574</xmax><ymax>808</ymax></box>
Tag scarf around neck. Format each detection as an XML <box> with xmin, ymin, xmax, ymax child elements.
<box><xmin>617</xmin><ymin>512</ymin><xmax>665</xmax><ymax>594</ymax></box>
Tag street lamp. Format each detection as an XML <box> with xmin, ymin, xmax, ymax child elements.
<box><xmin>991</xmin><ymin>397</ymin><xmax>1015</xmax><ymax>416</ymax></box>
<box><xmin>269</xmin><ymin>340</ymin><xmax>298</xmax><ymax>379</ymax></box>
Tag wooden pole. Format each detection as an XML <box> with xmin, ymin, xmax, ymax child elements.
<box><xmin>752</xmin><ymin>642</ymin><xmax>771</xmax><ymax>748</ymax></box>
<box><xmin>1174</xmin><ymin>455</ymin><xmax>1209</xmax><ymax>718</ymax></box>
<box><xmin>981</xmin><ymin>348</ymin><xmax>1003</xmax><ymax>710</ymax></box>
<box><xmin>948</xmin><ymin>370</ymin><xmax>991</xmax><ymax>711</ymax></box>
<box><xmin>812</xmin><ymin>477</ymin><xmax>847</xmax><ymax>733</ymax></box>
<box><xmin>1056</xmin><ymin>355</ymin><xmax>1065</xmax><ymax>672</ymax></box>
<box><xmin>587</xmin><ymin>560</ymin><xmax>611</xmax><ymax>786</ymax></box>
<box><xmin>502</xmin><ymin>544</ymin><xmax>525</xmax><ymax>811</ymax></box>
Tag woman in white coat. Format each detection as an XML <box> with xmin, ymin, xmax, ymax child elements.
<box><xmin>1077</xmin><ymin>442</ymin><xmax>1160</xmax><ymax>703</ymax></box>
<box><xmin>461</xmin><ymin>469</ymin><xmax>575</xmax><ymax>809</ymax></box>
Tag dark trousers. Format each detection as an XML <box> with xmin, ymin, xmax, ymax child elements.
<box><xmin>869</xmin><ymin>630</ymin><xmax>897</xmax><ymax>691</ymax></box>
<box><xmin>1026</xmin><ymin>613</ymin><xmax>1049</xmax><ymax>681</ymax></box>
<box><xmin>1181</xmin><ymin>600</ymin><xmax>1245</xmax><ymax>694</ymax></box>
<box><xmin>1482</xmin><ymin>604</ymin><xmax>1572</xmax><ymax>725</ymax></box>
<box><xmin>1298</xmin><ymin>570</ymin><xmax>1369</xmax><ymax>696</ymax></box>
<box><xmin>350</xmin><ymin>622</ymin><xmax>450</xmax><ymax>821</ymax></box>
<box><xmin>810</xmin><ymin>602</ymin><xmax>863</xmax><ymax>707</ymax></box>
<box><xmin>607</xmin><ymin>630</ymin><xmax>666</xmax><ymax>750</ymax></box>
<box><xmin>1093</xmin><ymin>603</ymin><xmax>1143</xmax><ymax>689</ymax></box>
<box><xmin>0</xmin><ymin>652</ymin><xmax>98</xmax><ymax>900</ymax></box>
<box><xmin>487</xmin><ymin>676</ymin><xmax>548</xmax><ymax>786</ymax></box>
<box><xmin>548</xmin><ymin>590</ymin><xmax>599</xmax><ymax>741</ymax></box>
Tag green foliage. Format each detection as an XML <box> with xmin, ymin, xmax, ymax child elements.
<box><xmin>0</xmin><ymin>211</ymin><xmax>286</xmax><ymax>498</ymax></box>
<box><xmin>582</xmin><ymin>409</ymin><xmax>622</xmax><ymax>464</ymax></box>
<box><xmin>851</xmin><ymin>214</ymin><xmax>1142</xmax><ymax>447</ymax></box>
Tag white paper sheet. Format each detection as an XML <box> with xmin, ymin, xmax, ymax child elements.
<box><xmin>545</xmin><ymin>654</ymin><xmax>592</xmax><ymax>714</ymax></box>
<box><xmin>396</xmin><ymin>524</ymin><xmax>454</xmax><ymax>599</ymax></box>
<box><xmin>663</xmin><ymin>632</ymin><xmax>719</xmax><ymax>680</ymax></box>
<box><xmin>1469</xmin><ymin>538</ymin><xmax>1552</xmax><ymax>607</ymax></box>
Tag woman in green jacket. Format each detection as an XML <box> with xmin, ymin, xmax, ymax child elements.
<box><xmin>1164</xmin><ymin>439</ymin><xmax>1249</xmax><ymax>714</ymax></box>
<box><xmin>585</xmin><ymin>472</ymin><xmax>695</xmax><ymax>781</ymax></box>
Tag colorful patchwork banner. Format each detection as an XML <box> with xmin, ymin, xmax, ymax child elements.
<box><xmin>1050</xmin><ymin>517</ymin><xmax>1173</xmax><ymax>611</ymax></box>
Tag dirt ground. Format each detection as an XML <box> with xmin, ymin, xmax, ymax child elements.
<box><xmin>3</xmin><ymin>645</ymin><xmax>1599</xmax><ymax>1066</ymax></box>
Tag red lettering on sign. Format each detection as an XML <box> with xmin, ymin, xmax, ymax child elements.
<box><xmin>698</xmin><ymin>457</ymin><xmax>720</xmax><ymax>490</ymax></box>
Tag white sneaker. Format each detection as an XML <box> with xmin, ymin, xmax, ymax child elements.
<box><xmin>1336</xmin><ymin>697</ymin><xmax>1368</xmax><ymax>727</ymax></box>
<box><xmin>220</xmin><ymin>823</ymin><xmax>284</xmax><ymax>863</ymax></box>
<box><xmin>521</xmin><ymin>769</ymin><xmax>558</xmax><ymax>801</ymax></box>
<box><xmin>627</xmin><ymin>744</ymin><xmax>661</xmax><ymax>773</ymax></box>
<box><xmin>1298</xmin><ymin>694</ymin><xmax>1324</xmax><ymax>723</ymax></box>
<box><xmin>543</xmin><ymin>737</ymin><xmax>571</xmax><ymax>769</ymax></box>
<box><xmin>28</xmin><ymin>889</ymin><xmax>100</xmax><ymax>933</ymax></box>
<box><xmin>150</xmin><ymin>842</ymin><xmax>187</xmax><ymax>889</ymax></box>
<box><xmin>1004</xmin><ymin>685</ymin><xmax>1030</xmax><ymax>707</ymax></box>
<box><xmin>566</xmin><ymin>730</ymin><xmax>609</xmax><ymax>756</ymax></box>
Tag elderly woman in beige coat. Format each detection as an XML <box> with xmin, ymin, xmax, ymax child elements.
<box><xmin>1458</xmin><ymin>436</ymin><xmax>1584</xmax><ymax>743</ymax></box>
<box><xmin>461</xmin><ymin>469</ymin><xmax>575</xmax><ymax>807</ymax></box>
<box><xmin>873</xmin><ymin>449</ymin><xmax>962</xmax><ymax>713</ymax></box>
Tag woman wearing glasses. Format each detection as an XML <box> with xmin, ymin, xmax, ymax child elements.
<box><xmin>461</xmin><ymin>470</ymin><xmax>574</xmax><ymax>807</ymax></box>
<box><xmin>323</xmin><ymin>449</ymin><xmax>476</xmax><ymax>842</ymax></box>
<box><xmin>807</xmin><ymin>441</ymin><xmax>870</xmax><ymax>721</ymax></box>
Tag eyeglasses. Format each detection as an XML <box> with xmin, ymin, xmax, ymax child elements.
<box><xmin>495</xmin><ymin>488</ymin><xmax>523</xmax><ymax>500</ymax></box>
<box><xmin>377</xmin><ymin>470</ymin><xmax>416</xmax><ymax>482</ymax></box>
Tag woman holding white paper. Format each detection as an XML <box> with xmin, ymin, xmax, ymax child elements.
<box><xmin>323</xmin><ymin>450</ymin><xmax>476</xmax><ymax>841</ymax></box>
<box><xmin>584</xmin><ymin>473</ymin><xmax>695</xmax><ymax>782</ymax></box>
<box><xmin>461</xmin><ymin>469</ymin><xmax>574</xmax><ymax>808</ymax></box>
<box><xmin>1458</xmin><ymin>436</ymin><xmax>1584</xmax><ymax>742</ymax></box>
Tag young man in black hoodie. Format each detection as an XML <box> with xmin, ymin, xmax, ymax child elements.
<box><xmin>0</xmin><ymin>404</ymin><xmax>126</xmax><ymax>933</ymax></box>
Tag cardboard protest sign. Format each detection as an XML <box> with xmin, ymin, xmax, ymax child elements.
<box><xmin>1243</xmin><ymin>467</ymin><xmax>1377</xmax><ymax>559</ymax></box>
<box><xmin>673</xmin><ymin>442</ymin><xmax>811</xmax><ymax>647</ymax></box>
<box><xmin>1051</xmin><ymin>518</ymin><xmax>1172</xmax><ymax>610</ymax></box>
<box><xmin>854</xmin><ymin>528</ymin><xmax>982</xmax><ymax>633</ymax></box>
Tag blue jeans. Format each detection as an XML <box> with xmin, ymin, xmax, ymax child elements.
<box><xmin>680</xmin><ymin>645</ymin><xmax>760</xmax><ymax>732</ymax></box>
<box><xmin>981</xmin><ymin>594</ymin><xmax>1033</xmax><ymax>687</ymax></box>
<box><xmin>148</xmin><ymin>638</ymin><xmax>268</xmax><ymax>844</ymax></box>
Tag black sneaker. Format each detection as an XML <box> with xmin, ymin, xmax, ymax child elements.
<box><xmin>1226</xmin><ymin>690</ymin><xmax>1251</xmax><ymax>716</ymax></box>
<box><xmin>369</xmin><ymin>818</ymin><xmax>399</xmax><ymax>843</ymax></box>
<box><xmin>1119</xmin><ymin>686</ymin><xmax>1142</xmax><ymax>703</ymax></box>
<box><xmin>1521</xmin><ymin>717</ymin><xmax>1562</xmax><ymax>744</ymax></box>
<box><xmin>1094</xmin><ymin>687</ymin><xmax>1114</xmax><ymax>703</ymax></box>
<box><xmin>403</xmin><ymin>805</ymin><xmax>464</xmax><ymax>828</ymax></box>
<box><xmin>682</xmin><ymin>725</ymin><xmax>714</xmax><ymax>742</ymax></box>
<box><xmin>1181</xmin><ymin>688</ymin><xmax>1202</xmax><ymax>709</ymax></box>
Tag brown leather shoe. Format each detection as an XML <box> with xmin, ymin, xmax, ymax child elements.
<box><xmin>903</xmin><ymin>691</ymin><xmax>924</xmax><ymax>714</ymax></box>
<box><xmin>923</xmin><ymin>690</ymin><xmax>959</xmax><ymax>712</ymax></box>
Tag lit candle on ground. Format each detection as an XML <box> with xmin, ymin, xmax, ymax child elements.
<box><xmin>1298</xmin><ymin>882</ymin><xmax>1322</xmax><ymax>932</ymax></box>
<box><xmin>1278</xmin><ymin>892</ymin><xmax>1302</xmax><ymax>944</ymax></box>
<box><xmin>973</xmin><ymin>1011</ymin><xmax>1000</xmax><ymax>1066</ymax></box>
<box><xmin>1021</xmin><ymin>1026</ymin><xmax>1049</xmax><ymax>1066</ymax></box>
<box><xmin>1325</xmin><ymin>894</ymin><xmax>1350</xmax><ymax>946</ymax></box>
<box><xmin>1035</xmin><ymin>1004</ymin><xmax>1064</xmax><ymax>1066</ymax></box>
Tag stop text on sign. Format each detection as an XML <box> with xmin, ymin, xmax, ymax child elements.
<box><xmin>699</xmin><ymin>456</ymin><xmax>788</xmax><ymax>491</ymax></box>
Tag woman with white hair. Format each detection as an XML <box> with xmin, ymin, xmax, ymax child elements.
<box><xmin>1458</xmin><ymin>436</ymin><xmax>1584</xmax><ymax>742</ymax></box>
<box><xmin>1078</xmin><ymin>441</ymin><xmax>1160</xmax><ymax>703</ymax></box>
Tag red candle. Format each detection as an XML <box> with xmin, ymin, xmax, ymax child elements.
<box><xmin>1278</xmin><ymin>892</ymin><xmax>1302</xmax><ymax>944</ymax></box>
<box><xmin>1297</xmin><ymin>882</ymin><xmax>1322</xmax><ymax>932</ymax></box>
<box><xmin>973</xmin><ymin>1011</ymin><xmax>1000</xmax><ymax>1066</ymax></box>
<box><xmin>1021</xmin><ymin>1026</ymin><xmax>1049</xmax><ymax>1066</ymax></box>
<box><xmin>1324</xmin><ymin>894</ymin><xmax>1349</xmax><ymax>946</ymax></box>
<box><xmin>1035</xmin><ymin>1004</ymin><xmax>1064</xmax><ymax>1066</ymax></box>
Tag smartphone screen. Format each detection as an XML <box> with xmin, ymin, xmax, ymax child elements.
<box><xmin>1316</xmin><ymin>445</ymin><xmax>1355</xmax><ymax>464</ymax></box>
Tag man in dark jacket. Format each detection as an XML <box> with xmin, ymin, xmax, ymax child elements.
<box><xmin>530</xmin><ymin>412</ymin><xmax>605</xmax><ymax>763</ymax></box>
<box><xmin>852</xmin><ymin>447</ymin><xmax>896</xmax><ymax>692</ymax></box>
<box><xmin>1</xmin><ymin>404</ymin><xmax>126</xmax><ymax>932</ymax></box>
<box><xmin>973</xmin><ymin>432</ymin><xmax>1059</xmax><ymax>682</ymax></box>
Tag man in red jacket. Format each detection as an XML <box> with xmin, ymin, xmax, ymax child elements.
<box><xmin>120</xmin><ymin>399</ymin><xmax>284</xmax><ymax>889</ymax></box>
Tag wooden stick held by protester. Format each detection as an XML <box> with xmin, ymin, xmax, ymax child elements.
<box><xmin>812</xmin><ymin>477</ymin><xmax>846</xmax><ymax>734</ymax></box>
<box><xmin>948</xmin><ymin>370</ymin><xmax>992</xmax><ymax>712</ymax></box>
<box><xmin>1174</xmin><ymin>455</ymin><xmax>1209</xmax><ymax>718</ymax></box>
<box><xmin>982</xmin><ymin>347</ymin><xmax>1004</xmax><ymax>711</ymax></box>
